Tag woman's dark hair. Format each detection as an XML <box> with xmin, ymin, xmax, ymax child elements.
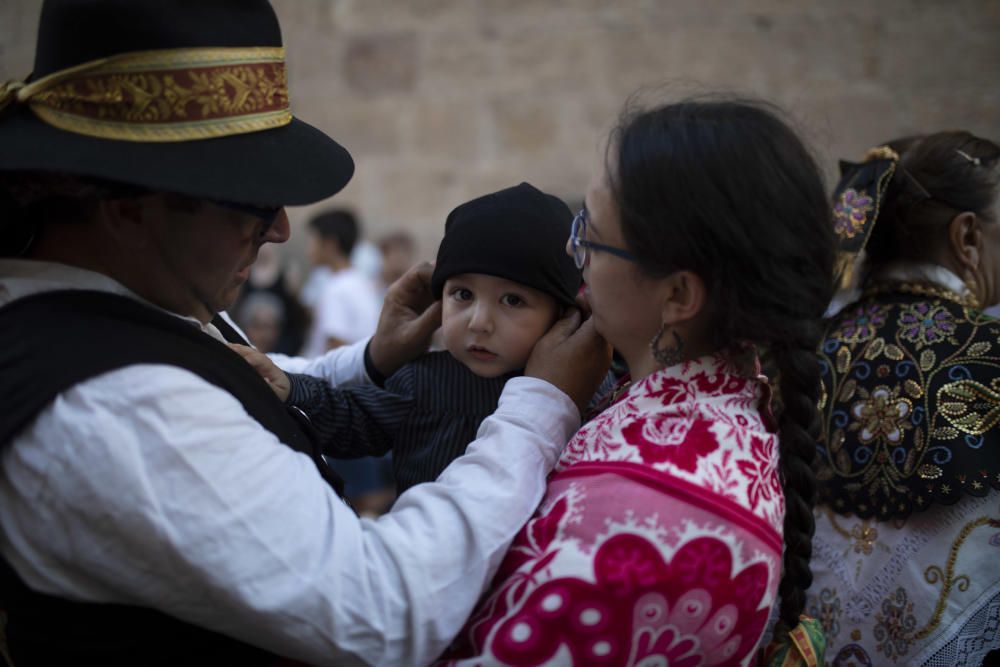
<box><xmin>864</xmin><ymin>131</ymin><xmax>1000</xmax><ymax>273</ymax></box>
<box><xmin>608</xmin><ymin>98</ymin><xmax>836</xmax><ymax>633</ymax></box>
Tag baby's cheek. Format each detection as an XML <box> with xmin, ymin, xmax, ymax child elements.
<box><xmin>509</xmin><ymin>332</ymin><xmax>542</xmax><ymax>368</ymax></box>
<box><xmin>440</xmin><ymin>314</ymin><xmax>464</xmax><ymax>355</ymax></box>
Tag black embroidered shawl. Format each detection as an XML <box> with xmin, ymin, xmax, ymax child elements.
<box><xmin>817</xmin><ymin>283</ymin><xmax>1000</xmax><ymax>520</ymax></box>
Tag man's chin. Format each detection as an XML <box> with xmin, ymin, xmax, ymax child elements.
<box><xmin>211</xmin><ymin>288</ymin><xmax>243</xmax><ymax>317</ymax></box>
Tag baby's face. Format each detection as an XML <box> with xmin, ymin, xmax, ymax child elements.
<box><xmin>442</xmin><ymin>273</ymin><xmax>560</xmax><ymax>378</ymax></box>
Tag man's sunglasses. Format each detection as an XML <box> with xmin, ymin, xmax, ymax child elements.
<box><xmin>211</xmin><ymin>199</ymin><xmax>283</xmax><ymax>236</ymax></box>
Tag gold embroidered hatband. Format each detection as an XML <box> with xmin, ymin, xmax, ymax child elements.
<box><xmin>0</xmin><ymin>47</ymin><xmax>291</xmax><ymax>142</ymax></box>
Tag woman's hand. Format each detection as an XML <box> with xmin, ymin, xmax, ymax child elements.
<box><xmin>229</xmin><ymin>343</ymin><xmax>291</xmax><ymax>402</ymax></box>
<box><xmin>525</xmin><ymin>309</ymin><xmax>613</xmax><ymax>416</ymax></box>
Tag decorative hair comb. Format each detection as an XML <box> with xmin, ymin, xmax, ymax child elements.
<box><xmin>956</xmin><ymin>149</ymin><xmax>981</xmax><ymax>166</ymax></box>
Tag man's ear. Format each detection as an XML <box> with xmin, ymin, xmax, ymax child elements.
<box><xmin>659</xmin><ymin>270</ymin><xmax>707</xmax><ymax>326</ymax></box>
<box><xmin>948</xmin><ymin>211</ymin><xmax>982</xmax><ymax>275</ymax></box>
<box><xmin>96</xmin><ymin>196</ymin><xmax>155</xmax><ymax>248</ymax></box>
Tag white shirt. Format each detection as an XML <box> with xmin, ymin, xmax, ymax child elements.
<box><xmin>0</xmin><ymin>259</ymin><xmax>579</xmax><ymax>667</ymax></box>
<box><xmin>304</xmin><ymin>266</ymin><xmax>381</xmax><ymax>357</ymax></box>
<box><xmin>299</xmin><ymin>265</ymin><xmax>333</xmax><ymax>310</ymax></box>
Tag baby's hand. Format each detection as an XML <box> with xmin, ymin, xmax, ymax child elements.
<box><xmin>229</xmin><ymin>344</ymin><xmax>291</xmax><ymax>402</ymax></box>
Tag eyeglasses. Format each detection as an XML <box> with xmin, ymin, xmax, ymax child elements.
<box><xmin>211</xmin><ymin>199</ymin><xmax>283</xmax><ymax>237</ymax></box>
<box><xmin>569</xmin><ymin>208</ymin><xmax>637</xmax><ymax>269</ymax></box>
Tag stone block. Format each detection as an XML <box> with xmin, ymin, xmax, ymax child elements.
<box><xmin>490</xmin><ymin>96</ymin><xmax>559</xmax><ymax>155</ymax></box>
<box><xmin>344</xmin><ymin>31</ymin><xmax>419</xmax><ymax>95</ymax></box>
<box><xmin>420</xmin><ymin>32</ymin><xmax>499</xmax><ymax>93</ymax></box>
<box><xmin>294</xmin><ymin>94</ymin><xmax>406</xmax><ymax>157</ymax></box>
<box><xmin>410</xmin><ymin>96</ymin><xmax>484</xmax><ymax>161</ymax></box>
<box><xmin>494</xmin><ymin>28</ymin><xmax>600</xmax><ymax>93</ymax></box>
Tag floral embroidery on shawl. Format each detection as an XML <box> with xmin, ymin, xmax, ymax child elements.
<box><xmin>559</xmin><ymin>354</ymin><xmax>784</xmax><ymax>529</ymax></box>
<box><xmin>818</xmin><ymin>288</ymin><xmax>1000</xmax><ymax>519</ymax></box>
<box><xmin>809</xmin><ymin>496</ymin><xmax>1000</xmax><ymax>665</ymax></box>
<box><xmin>832</xmin><ymin>303</ymin><xmax>891</xmax><ymax>345</ymax></box>
<box><xmin>439</xmin><ymin>355</ymin><xmax>783</xmax><ymax>666</ymax></box>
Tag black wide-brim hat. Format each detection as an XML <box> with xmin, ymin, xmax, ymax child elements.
<box><xmin>0</xmin><ymin>0</ymin><xmax>354</xmax><ymax>206</ymax></box>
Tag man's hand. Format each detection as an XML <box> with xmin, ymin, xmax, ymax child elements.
<box><xmin>368</xmin><ymin>261</ymin><xmax>443</xmax><ymax>378</ymax></box>
<box><xmin>525</xmin><ymin>309</ymin><xmax>612</xmax><ymax>416</ymax></box>
<box><xmin>229</xmin><ymin>344</ymin><xmax>291</xmax><ymax>402</ymax></box>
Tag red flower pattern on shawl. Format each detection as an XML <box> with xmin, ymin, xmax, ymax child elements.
<box><xmin>438</xmin><ymin>355</ymin><xmax>783</xmax><ymax>667</ymax></box>
<box><xmin>621</xmin><ymin>416</ymin><xmax>719</xmax><ymax>472</ymax></box>
<box><xmin>559</xmin><ymin>354</ymin><xmax>783</xmax><ymax>529</ymax></box>
<box><xmin>736</xmin><ymin>433</ymin><xmax>781</xmax><ymax>510</ymax></box>
<box><xmin>461</xmin><ymin>494</ymin><xmax>574</xmax><ymax>652</ymax></box>
<box><xmin>445</xmin><ymin>534</ymin><xmax>771</xmax><ymax>666</ymax></box>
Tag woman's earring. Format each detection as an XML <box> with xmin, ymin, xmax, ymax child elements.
<box><xmin>650</xmin><ymin>323</ymin><xmax>684</xmax><ymax>366</ymax></box>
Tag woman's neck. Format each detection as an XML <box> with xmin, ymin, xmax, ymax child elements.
<box><xmin>621</xmin><ymin>337</ymin><xmax>719</xmax><ymax>383</ymax></box>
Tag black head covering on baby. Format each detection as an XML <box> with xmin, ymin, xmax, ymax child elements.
<box><xmin>431</xmin><ymin>182</ymin><xmax>581</xmax><ymax>308</ymax></box>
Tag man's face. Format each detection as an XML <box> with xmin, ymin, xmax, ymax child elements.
<box><xmin>441</xmin><ymin>273</ymin><xmax>560</xmax><ymax>378</ymax></box>
<box><xmin>143</xmin><ymin>194</ymin><xmax>289</xmax><ymax>322</ymax></box>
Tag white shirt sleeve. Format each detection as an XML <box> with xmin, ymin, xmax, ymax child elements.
<box><xmin>0</xmin><ymin>366</ymin><xmax>577</xmax><ymax>667</ymax></box>
<box><xmin>269</xmin><ymin>336</ymin><xmax>371</xmax><ymax>385</ymax></box>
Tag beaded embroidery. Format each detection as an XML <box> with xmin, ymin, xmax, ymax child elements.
<box><xmin>818</xmin><ymin>283</ymin><xmax>1000</xmax><ymax>519</ymax></box>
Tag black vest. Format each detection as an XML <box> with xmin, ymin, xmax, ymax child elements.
<box><xmin>0</xmin><ymin>290</ymin><xmax>343</xmax><ymax>666</ymax></box>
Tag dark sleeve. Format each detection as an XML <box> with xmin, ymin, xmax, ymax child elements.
<box><xmin>285</xmin><ymin>371</ymin><xmax>414</xmax><ymax>458</ymax></box>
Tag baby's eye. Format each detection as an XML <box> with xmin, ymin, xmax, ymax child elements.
<box><xmin>501</xmin><ymin>294</ymin><xmax>525</xmax><ymax>307</ymax></box>
<box><xmin>450</xmin><ymin>288</ymin><xmax>473</xmax><ymax>302</ymax></box>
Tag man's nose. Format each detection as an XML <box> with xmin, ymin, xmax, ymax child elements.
<box><xmin>263</xmin><ymin>208</ymin><xmax>291</xmax><ymax>244</ymax></box>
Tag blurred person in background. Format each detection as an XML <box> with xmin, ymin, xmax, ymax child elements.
<box><xmin>301</xmin><ymin>209</ymin><xmax>392</xmax><ymax>512</ymax></box>
<box><xmin>351</xmin><ymin>236</ymin><xmax>384</xmax><ymax>286</ymax></box>
<box><xmin>302</xmin><ymin>208</ymin><xmax>381</xmax><ymax>357</ymax></box>
<box><xmin>377</xmin><ymin>230</ymin><xmax>418</xmax><ymax>292</ymax></box>
<box><xmin>232</xmin><ymin>243</ymin><xmax>307</xmax><ymax>355</ymax></box>
<box><xmin>235</xmin><ymin>291</ymin><xmax>286</xmax><ymax>354</ymax></box>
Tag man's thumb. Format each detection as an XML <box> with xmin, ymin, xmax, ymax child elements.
<box><xmin>412</xmin><ymin>300</ymin><xmax>442</xmax><ymax>336</ymax></box>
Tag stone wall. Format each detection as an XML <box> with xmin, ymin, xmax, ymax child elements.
<box><xmin>2</xmin><ymin>0</ymin><xmax>998</xmax><ymax>261</ymax></box>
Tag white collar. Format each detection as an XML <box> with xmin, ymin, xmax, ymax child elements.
<box><xmin>872</xmin><ymin>261</ymin><xmax>971</xmax><ymax>298</ymax></box>
<box><xmin>0</xmin><ymin>259</ymin><xmax>229</xmax><ymax>343</ymax></box>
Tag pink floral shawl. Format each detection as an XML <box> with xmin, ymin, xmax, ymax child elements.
<box><xmin>439</xmin><ymin>354</ymin><xmax>785</xmax><ymax>666</ymax></box>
